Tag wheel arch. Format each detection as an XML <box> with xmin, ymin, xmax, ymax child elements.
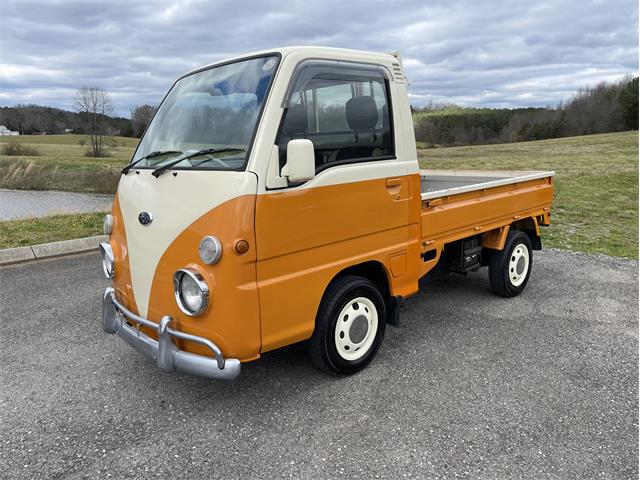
<box><xmin>512</xmin><ymin>217</ymin><xmax>542</xmax><ymax>250</ymax></box>
<box><xmin>482</xmin><ymin>216</ymin><xmax>542</xmax><ymax>253</ymax></box>
<box><xmin>328</xmin><ymin>260</ymin><xmax>400</xmax><ymax>327</ymax></box>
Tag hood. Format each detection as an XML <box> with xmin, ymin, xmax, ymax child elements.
<box><xmin>116</xmin><ymin>169</ymin><xmax>257</xmax><ymax>318</ymax></box>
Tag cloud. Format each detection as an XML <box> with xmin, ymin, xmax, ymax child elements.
<box><xmin>0</xmin><ymin>0</ymin><xmax>637</xmax><ymax>116</ymax></box>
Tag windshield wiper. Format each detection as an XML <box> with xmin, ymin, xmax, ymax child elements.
<box><xmin>152</xmin><ymin>148</ymin><xmax>245</xmax><ymax>178</ymax></box>
<box><xmin>190</xmin><ymin>148</ymin><xmax>246</xmax><ymax>167</ymax></box>
<box><xmin>121</xmin><ymin>150</ymin><xmax>182</xmax><ymax>175</ymax></box>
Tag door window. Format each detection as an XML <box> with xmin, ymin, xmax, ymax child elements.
<box><xmin>277</xmin><ymin>67</ymin><xmax>394</xmax><ymax>172</ymax></box>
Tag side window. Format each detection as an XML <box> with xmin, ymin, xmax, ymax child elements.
<box><xmin>277</xmin><ymin>69</ymin><xmax>393</xmax><ymax>171</ymax></box>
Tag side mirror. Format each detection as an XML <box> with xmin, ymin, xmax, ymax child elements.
<box><xmin>281</xmin><ymin>139</ymin><xmax>315</xmax><ymax>183</ymax></box>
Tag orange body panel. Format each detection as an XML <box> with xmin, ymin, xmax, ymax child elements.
<box><xmin>145</xmin><ymin>195</ymin><xmax>261</xmax><ymax>361</ymax></box>
<box><xmin>421</xmin><ymin>177</ymin><xmax>553</xmax><ymax>241</ymax></box>
<box><xmin>110</xmin><ymin>194</ymin><xmax>138</xmax><ymax>316</ymax></box>
<box><xmin>482</xmin><ymin>226</ymin><xmax>510</xmax><ymax>250</ymax></box>
<box><xmin>255</xmin><ymin>175</ymin><xmax>421</xmax><ymax>352</ymax></box>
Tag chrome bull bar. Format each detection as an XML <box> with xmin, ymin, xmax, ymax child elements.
<box><xmin>102</xmin><ymin>287</ymin><xmax>241</xmax><ymax>380</ymax></box>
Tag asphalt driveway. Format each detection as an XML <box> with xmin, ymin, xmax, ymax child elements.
<box><xmin>1</xmin><ymin>250</ymin><xmax>637</xmax><ymax>479</ymax></box>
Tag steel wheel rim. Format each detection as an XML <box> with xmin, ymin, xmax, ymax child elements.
<box><xmin>334</xmin><ymin>296</ymin><xmax>378</xmax><ymax>361</ymax></box>
<box><xmin>508</xmin><ymin>243</ymin><xmax>530</xmax><ymax>287</ymax></box>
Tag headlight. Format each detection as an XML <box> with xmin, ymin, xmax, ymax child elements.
<box><xmin>173</xmin><ymin>269</ymin><xmax>209</xmax><ymax>316</ymax></box>
<box><xmin>99</xmin><ymin>242</ymin><xmax>114</xmax><ymax>279</ymax></box>
<box><xmin>198</xmin><ymin>235</ymin><xmax>222</xmax><ymax>264</ymax></box>
<box><xmin>103</xmin><ymin>214</ymin><xmax>113</xmax><ymax>235</ymax></box>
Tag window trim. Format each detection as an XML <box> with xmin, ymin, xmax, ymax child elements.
<box><xmin>282</xmin><ymin>60</ymin><xmax>391</xmax><ymax>108</ymax></box>
<box><xmin>275</xmin><ymin>60</ymin><xmax>396</xmax><ymax>183</ymax></box>
<box><xmin>315</xmin><ymin>154</ymin><xmax>397</xmax><ymax>175</ymax></box>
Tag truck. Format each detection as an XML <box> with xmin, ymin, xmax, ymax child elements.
<box><xmin>100</xmin><ymin>47</ymin><xmax>554</xmax><ymax>380</ymax></box>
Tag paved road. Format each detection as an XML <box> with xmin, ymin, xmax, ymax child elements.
<box><xmin>0</xmin><ymin>189</ymin><xmax>113</xmax><ymax>221</ymax></box>
<box><xmin>1</xmin><ymin>250</ymin><xmax>637</xmax><ymax>479</ymax></box>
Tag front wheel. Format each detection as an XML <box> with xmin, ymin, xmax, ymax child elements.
<box><xmin>488</xmin><ymin>230</ymin><xmax>533</xmax><ymax>297</ymax></box>
<box><xmin>308</xmin><ymin>275</ymin><xmax>386</xmax><ymax>375</ymax></box>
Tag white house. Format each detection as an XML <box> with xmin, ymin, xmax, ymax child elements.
<box><xmin>0</xmin><ymin>125</ymin><xmax>19</xmax><ymax>136</ymax></box>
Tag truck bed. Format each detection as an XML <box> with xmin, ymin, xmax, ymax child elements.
<box><xmin>418</xmin><ymin>168</ymin><xmax>555</xmax><ymax>278</ymax></box>
<box><xmin>420</xmin><ymin>169</ymin><xmax>556</xmax><ymax>200</ymax></box>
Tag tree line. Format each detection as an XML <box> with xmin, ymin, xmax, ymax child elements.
<box><xmin>0</xmin><ymin>103</ymin><xmax>157</xmax><ymax>137</ymax></box>
<box><xmin>0</xmin><ymin>104</ymin><xmax>133</xmax><ymax>137</ymax></box>
<box><xmin>0</xmin><ymin>87</ymin><xmax>157</xmax><ymax>157</ymax></box>
<box><xmin>413</xmin><ymin>76</ymin><xmax>638</xmax><ymax>147</ymax></box>
<box><xmin>1</xmin><ymin>76</ymin><xmax>636</xmax><ymax>156</ymax></box>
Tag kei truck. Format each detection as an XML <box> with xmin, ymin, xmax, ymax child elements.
<box><xmin>100</xmin><ymin>47</ymin><xmax>555</xmax><ymax>380</ymax></box>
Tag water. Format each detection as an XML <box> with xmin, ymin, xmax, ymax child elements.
<box><xmin>0</xmin><ymin>189</ymin><xmax>113</xmax><ymax>221</ymax></box>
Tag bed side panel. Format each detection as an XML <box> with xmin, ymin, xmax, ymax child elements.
<box><xmin>421</xmin><ymin>177</ymin><xmax>554</xmax><ymax>243</ymax></box>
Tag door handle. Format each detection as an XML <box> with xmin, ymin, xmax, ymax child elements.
<box><xmin>386</xmin><ymin>177</ymin><xmax>402</xmax><ymax>198</ymax></box>
<box><xmin>386</xmin><ymin>178</ymin><xmax>402</xmax><ymax>188</ymax></box>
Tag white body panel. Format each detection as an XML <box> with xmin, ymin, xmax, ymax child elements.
<box><xmin>241</xmin><ymin>47</ymin><xmax>417</xmax><ymax>193</ymax></box>
<box><xmin>117</xmin><ymin>170</ymin><xmax>257</xmax><ymax>317</ymax></box>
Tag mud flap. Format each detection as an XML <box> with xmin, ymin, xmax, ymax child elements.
<box><xmin>387</xmin><ymin>295</ymin><xmax>402</xmax><ymax>327</ymax></box>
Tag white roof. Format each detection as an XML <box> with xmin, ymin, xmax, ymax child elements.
<box><xmin>183</xmin><ymin>46</ymin><xmax>399</xmax><ymax>78</ymax></box>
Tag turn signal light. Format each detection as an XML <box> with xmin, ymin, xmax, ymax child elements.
<box><xmin>235</xmin><ymin>240</ymin><xmax>249</xmax><ymax>255</ymax></box>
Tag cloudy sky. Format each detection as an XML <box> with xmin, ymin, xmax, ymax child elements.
<box><xmin>1</xmin><ymin>0</ymin><xmax>638</xmax><ymax>117</ymax></box>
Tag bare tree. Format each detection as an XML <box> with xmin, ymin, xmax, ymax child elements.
<box><xmin>130</xmin><ymin>104</ymin><xmax>156</xmax><ymax>137</ymax></box>
<box><xmin>74</xmin><ymin>86</ymin><xmax>113</xmax><ymax>157</ymax></box>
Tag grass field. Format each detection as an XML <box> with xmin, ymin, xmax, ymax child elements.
<box><xmin>419</xmin><ymin>131</ymin><xmax>638</xmax><ymax>258</ymax></box>
<box><xmin>0</xmin><ymin>212</ymin><xmax>106</xmax><ymax>249</ymax></box>
<box><xmin>0</xmin><ymin>132</ymin><xmax>637</xmax><ymax>258</ymax></box>
<box><xmin>0</xmin><ymin>134</ymin><xmax>137</xmax><ymax>193</ymax></box>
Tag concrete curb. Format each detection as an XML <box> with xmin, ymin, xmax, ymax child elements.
<box><xmin>0</xmin><ymin>235</ymin><xmax>108</xmax><ymax>266</ymax></box>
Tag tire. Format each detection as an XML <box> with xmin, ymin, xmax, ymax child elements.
<box><xmin>308</xmin><ymin>275</ymin><xmax>387</xmax><ymax>375</ymax></box>
<box><xmin>488</xmin><ymin>230</ymin><xmax>533</xmax><ymax>298</ymax></box>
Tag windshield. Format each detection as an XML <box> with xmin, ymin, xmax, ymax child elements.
<box><xmin>132</xmin><ymin>55</ymin><xmax>279</xmax><ymax>171</ymax></box>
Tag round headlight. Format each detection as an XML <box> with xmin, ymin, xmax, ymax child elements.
<box><xmin>103</xmin><ymin>214</ymin><xmax>113</xmax><ymax>235</ymax></box>
<box><xmin>99</xmin><ymin>242</ymin><xmax>114</xmax><ymax>279</ymax></box>
<box><xmin>198</xmin><ymin>235</ymin><xmax>222</xmax><ymax>264</ymax></box>
<box><xmin>173</xmin><ymin>269</ymin><xmax>209</xmax><ymax>316</ymax></box>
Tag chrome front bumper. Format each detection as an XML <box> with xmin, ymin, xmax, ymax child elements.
<box><xmin>102</xmin><ymin>287</ymin><xmax>241</xmax><ymax>380</ymax></box>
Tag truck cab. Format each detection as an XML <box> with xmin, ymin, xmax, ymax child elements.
<box><xmin>101</xmin><ymin>47</ymin><xmax>554</xmax><ymax>379</ymax></box>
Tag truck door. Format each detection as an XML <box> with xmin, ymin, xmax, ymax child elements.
<box><xmin>255</xmin><ymin>60</ymin><xmax>417</xmax><ymax>352</ymax></box>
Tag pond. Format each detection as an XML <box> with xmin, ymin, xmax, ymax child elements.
<box><xmin>0</xmin><ymin>189</ymin><xmax>113</xmax><ymax>221</ymax></box>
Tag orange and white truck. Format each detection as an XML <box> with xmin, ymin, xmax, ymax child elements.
<box><xmin>100</xmin><ymin>47</ymin><xmax>554</xmax><ymax>379</ymax></box>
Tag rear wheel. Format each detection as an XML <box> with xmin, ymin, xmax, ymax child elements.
<box><xmin>488</xmin><ymin>230</ymin><xmax>533</xmax><ymax>297</ymax></box>
<box><xmin>308</xmin><ymin>275</ymin><xmax>386</xmax><ymax>375</ymax></box>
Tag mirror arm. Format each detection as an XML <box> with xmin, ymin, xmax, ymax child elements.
<box><xmin>266</xmin><ymin>145</ymin><xmax>287</xmax><ymax>189</ymax></box>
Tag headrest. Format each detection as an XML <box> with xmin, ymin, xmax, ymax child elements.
<box><xmin>346</xmin><ymin>96</ymin><xmax>378</xmax><ymax>131</ymax></box>
<box><xmin>282</xmin><ymin>104</ymin><xmax>308</xmax><ymax>136</ymax></box>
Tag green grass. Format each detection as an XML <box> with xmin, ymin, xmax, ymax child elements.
<box><xmin>419</xmin><ymin>131</ymin><xmax>639</xmax><ymax>258</ymax></box>
<box><xmin>0</xmin><ymin>211</ymin><xmax>106</xmax><ymax>249</ymax></box>
<box><xmin>0</xmin><ymin>134</ymin><xmax>137</xmax><ymax>193</ymax></box>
